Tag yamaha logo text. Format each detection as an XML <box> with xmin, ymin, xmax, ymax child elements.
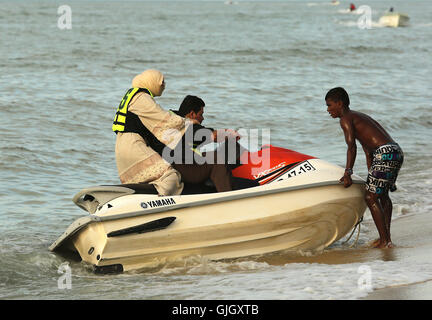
<box><xmin>141</xmin><ymin>198</ymin><xmax>176</xmax><ymax>209</ymax></box>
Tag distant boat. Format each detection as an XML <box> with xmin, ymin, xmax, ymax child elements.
<box><xmin>331</xmin><ymin>0</ymin><xmax>340</xmax><ymax>5</ymax></box>
<box><xmin>379</xmin><ymin>12</ymin><xmax>410</xmax><ymax>27</ymax></box>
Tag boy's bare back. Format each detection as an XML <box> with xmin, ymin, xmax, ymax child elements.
<box><xmin>341</xmin><ymin>110</ymin><xmax>395</xmax><ymax>153</ymax></box>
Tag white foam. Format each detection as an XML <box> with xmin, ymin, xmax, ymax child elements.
<box><xmin>338</xmin><ymin>9</ymin><xmax>363</xmax><ymax>15</ymax></box>
<box><xmin>147</xmin><ymin>259</ymin><xmax>432</xmax><ymax>300</ymax></box>
<box><xmin>337</xmin><ymin>20</ymin><xmax>385</xmax><ymax>28</ymax></box>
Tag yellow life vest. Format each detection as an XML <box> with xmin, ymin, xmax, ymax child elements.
<box><xmin>112</xmin><ymin>87</ymin><xmax>153</xmax><ymax>133</ymax></box>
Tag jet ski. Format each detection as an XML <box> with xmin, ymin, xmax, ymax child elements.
<box><xmin>379</xmin><ymin>10</ymin><xmax>410</xmax><ymax>27</ymax></box>
<box><xmin>50</xmin><ymin>144</ymin><xmax>366</xmax><ymax>273</ymax></box>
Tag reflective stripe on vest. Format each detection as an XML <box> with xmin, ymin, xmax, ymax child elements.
<box><xmin>112</xmin><ymin>87</ymin><xmax>153</xmax><ymax>133</ymax></box>
<box><xmin>189</xmin><ymin>142</ymin><xmax>203</xmax><ymax>157</ymax></box>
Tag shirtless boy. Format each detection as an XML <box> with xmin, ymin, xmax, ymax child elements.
<box><xmin>325</xmin><ymin>87</ymin><xmax>404</xmax><ymax>248</ymax></box>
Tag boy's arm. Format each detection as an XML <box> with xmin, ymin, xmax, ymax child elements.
<box><xmin>362</xmin><ymin>145</ymin><xmax>372</xmax><ymax>170</ymax></box>
<box><xmin>339</xmin><ymin>116</ymin><xmax>357</xmax><ymax>187</ymax></box>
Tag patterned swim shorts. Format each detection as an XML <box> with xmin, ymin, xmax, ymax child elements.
<box><xmin>365</xmin><ymin>143</ymin><xmax>404</xmax><ymax>194</ymax></box>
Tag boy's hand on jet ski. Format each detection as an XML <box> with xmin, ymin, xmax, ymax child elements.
<box><xmin>339</xmin><ymin>173</ymin><xmax>353</xmax><ymax>188</ymax></box>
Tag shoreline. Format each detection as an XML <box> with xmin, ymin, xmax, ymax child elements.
<box><xmin>257</xmin><ymin>211</ymin><xmax>432</xmax><ymax>299</ymax></box>
<box><xmin>362</xmin><ymin>212</ymin><xmax>432</xmax><ymax>300</ymax></box>
<box><xmin>363</xmin><ymin>279</ymin><xmax>432</xmax><ymax>300</ymax></box>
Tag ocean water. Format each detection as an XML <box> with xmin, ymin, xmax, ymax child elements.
<box><xmin>1</xmin><ymin>0</ymin><xmax>431</xmax><ymax>300</ymax></box>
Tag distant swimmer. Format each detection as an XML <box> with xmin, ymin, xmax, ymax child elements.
<box><xmin>389</xmin><ymin>7</ymin><xmax>394</xmax><ymax>12</ymax></box>
<box><xmin>325</xmin><ymin>87</ymin><xmax>404</xmax><ymax>249</ymax></box>
<box><xmin>350</xmin><ymin>3</ymin><xmax>356</xmax><ymax>11</ymax></box>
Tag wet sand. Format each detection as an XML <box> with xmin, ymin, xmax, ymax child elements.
<box><xmin>361</xmin><ymin>213</ymin><xmax>432</xmax><ymax>300</ymax></box>
<box><xmin>364</xmin><ymin>279</ymin><xmax>432</xmax><ymax>300</ymax></box>
<box><xmin>257</xmin><ymin>212</ymin><xmax>432</xmax><ymax>299</ymax></box>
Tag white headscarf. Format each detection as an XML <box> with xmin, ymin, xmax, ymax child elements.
<box><xmin>132</xmin><ymin>69</ymin><xmax>165</xmax><ymax>97</ymax></box>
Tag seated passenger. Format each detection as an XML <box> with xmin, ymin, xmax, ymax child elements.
<box><xmin>172</xmin><ymin>95</ymin><xmax>246</xmax><ymax>166</ymax></box>
<box><xmin>170</xmin><ymin>95</ymin><xmax>253</xmax><ymax>192</ymax></box>
<box><xmin>113</xmin><ymin>69</ymin><xmax>187</xmax><ymax>196</ymax></box>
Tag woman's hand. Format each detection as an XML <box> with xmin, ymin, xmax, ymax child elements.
<box><xmin>212</xmin><ymin>129</ymin><xmax>241</xmax><ymax>142</ymax></box>
<box><xmin>224</xmin><ymin>129</ymin><xmax>241</xmax><ymax>140</ymax></box>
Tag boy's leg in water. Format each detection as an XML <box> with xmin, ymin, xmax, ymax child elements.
<box><xmin>365</xmin><ymin>190</ymin><xmax>393</xmax><ymax>248</ymax></box>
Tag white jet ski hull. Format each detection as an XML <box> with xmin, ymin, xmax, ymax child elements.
<box><xmin>379</xmin><ymin>13</ymin><xmax>410</xmax><ymax>27</ymax></box>
<box><xmin>50</xmin><ymin>159</ymin><xmax>366</xmax><ymax>273</ymax></box>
